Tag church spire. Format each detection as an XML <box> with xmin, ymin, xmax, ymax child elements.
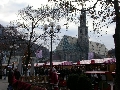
<box><xmin>80</xmin><ymin>7</ymin><xmax>86</xmax><ymax>27</ymax></box>
<box><xmin>78</xmin><ymin>7</ymin><xmax>89</xmax><ymax>60</ymax></box>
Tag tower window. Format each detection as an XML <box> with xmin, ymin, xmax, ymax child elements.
<box><xmin>85</xmin><ymin>29</ymin><xmax>87</xmax><ymax>35</ymax></box>
<box><xmin>80</xmin><ymin>30</ymin><xmax>82</xmax><ymax>34</ymax></box>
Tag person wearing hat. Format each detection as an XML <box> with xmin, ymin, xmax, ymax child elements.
<box><xmin>52</xmin><ymin>67</ymin><xmax>59</xmax><ymax>90</ymax></box>
<box><xmin>48</xmin><ymin>67</ymin><xmax>59</xmax><ymax>90</ymax></box>
<box><xmin>7</xmin><ymin>67</ymin><xmax>14</xmax><ymax>90</ymax></box>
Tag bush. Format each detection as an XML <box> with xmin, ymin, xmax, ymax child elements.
<box><xmin>67</xmin><ymin>74</ymin><xmax>79</xmax><ymax>90</ymax></box>
<box><xmin>77</xmin><ymin>74</ymin><xmax>92</xmax><ymax>90</ymax></box>
<box><xmin>67</xmin><ymin>74</ymin><xmax>92</xmax><ymax>90</ymax></box>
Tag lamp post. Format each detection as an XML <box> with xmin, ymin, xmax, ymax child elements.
<box><xmin>44</xmin><ymin>22</ymin><xmax>61</xmax><ymax>68</ymax></box>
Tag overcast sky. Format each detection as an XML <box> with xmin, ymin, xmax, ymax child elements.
<box><xmin>0</xmin><ymin>0</ymin><xmax>115</xmax><ymax>51</ymax></box>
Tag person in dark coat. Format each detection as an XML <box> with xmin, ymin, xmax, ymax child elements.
<box><xmin>8</xmin><ymin>67</ymin><xmax>14</xmax><ymax>90</ymax></box>
<box><xmin>14</xmin><ymin>68</ymin><xmax>21</xmax><ymax>80</ymax></box>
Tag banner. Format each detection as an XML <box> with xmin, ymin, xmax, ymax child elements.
<box><xmin>35</xmin><ymin>50</ymin><xmax>42</xmax><ymax>58</ymax></box>
<box><xmin>88</xmin><ymin>52</ymin><xmax>94</xmax><ymax>60</ymax></box>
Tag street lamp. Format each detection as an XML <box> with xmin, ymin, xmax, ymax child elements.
<box><xmin>44</xmin><ymin>22</ymin><xmax>61</xmax><ymax>68</ymax></box>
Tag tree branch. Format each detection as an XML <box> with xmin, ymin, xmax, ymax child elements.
<box><xmin>68</xmin><ymin>0</ymin><xmax>99</xmax><ymax>12</ymax></box>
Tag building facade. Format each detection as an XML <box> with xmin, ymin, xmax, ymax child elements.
<box><xmin>55</xmin><ymin>8</ymin><xmax>89</xmax><ymax>62</ymax></box>
<box><xmin>55</xmin><ymin>8</ymin><xmax>108</xmax><ymax>62</ymax></box>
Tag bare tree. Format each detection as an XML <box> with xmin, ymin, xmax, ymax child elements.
<box><xmin>8</xmin><ymin>4</ymin><xmax>69</xmax><ymax>75</ymax></box>
<box><xmin>8</xmin><ymin>6</ymin><xmax>47</xmax><ymax>75</ymax></box>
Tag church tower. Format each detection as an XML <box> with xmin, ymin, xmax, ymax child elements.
<box><xmin>78</xmin><ymin>8</ymin><xmax>89</xmax><ymax>60</ymax></box>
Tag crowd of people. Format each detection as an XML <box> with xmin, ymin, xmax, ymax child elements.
<box><xmin>33</xmin><ymin>65</ymin><xmax>107</xmax><ymax>79</ymax></box>
<box><xmin>32</xmin><ymin>65</ymin><xmax>108</xmax><ymax>88</ymax></box>
<box><xmin>1</xmin><ymin>64</ymin><xmax>109</xmax><ymax>90</ymax></box>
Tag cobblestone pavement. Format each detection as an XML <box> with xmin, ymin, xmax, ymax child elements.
<box><xmin>0</xmin><ymin>77</ymin><xmax>9</xmax><ymax>90</ymax></box>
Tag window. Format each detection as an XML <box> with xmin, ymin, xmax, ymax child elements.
<box><xmin>85</xmin><ymin>29</ymin><xmax>87</xmax><ymax>35</ymax></box>
<box><xmin>0</xmin><ymin>29</ymin><xmax>3</xmax><ymax>35</ymax></box>
<box><xmin>80</xmin><ymin>30</ymin><xmax>82</xmax><ymax>34</ymax></box>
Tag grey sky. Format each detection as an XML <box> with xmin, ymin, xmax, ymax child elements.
<box><xmin>0</xmin><ymin>0</ymin><xmax>115</xmax><ymax>50</ymax></box>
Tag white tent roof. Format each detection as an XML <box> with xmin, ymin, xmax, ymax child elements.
<box><xmin>28</xmin><ymin>63</ymin><xmax>44</xmax><ymax>66</ymax></box>
<box><xmin>73</xmin><ymin>58</ymin><xmax>116</xmax><ymax>65</ymax></box>
<box><xmin>27</xmin><ymin>58</ymin><xmax>116</xmax><ymax>66</ymax></box>
<box><xmin>46</xmin><ymin>61</ymin><xmax>72</xmax><ymax>65</ymax></box>
<box><xmin>46</xmin><ymin>62</ymin><xmax>62</xmax><ymax>65</ymax></box>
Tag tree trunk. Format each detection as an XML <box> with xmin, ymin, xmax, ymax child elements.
<box><xmin>8</xmin><ymin>48</ymin><xmax>13</xmax><ymax>66</ymax></box>
<box><xmin>0</xmin><ymin>58</ymin><xmax>2</xmax><ymax>79</ymax></box>
<box><xmin>0</xmin><ymin>52</ymin><xmax>4</xmax><ymax>79</ymax></box>
<box><xmin>25</xmin><ymin>45</ymin><xmax>31</xmax><ymax>77</ymax></box>
<box><xmin>114</xmin><ymin>0</ymin><xmax>120</xmax><ymax>90</ymax></box>
<box><xmin>24</xmin><ymin>20</ymin><xmax>33</xmax><ymax>76</ymax></box>
<box><xmin>114</xmin><ymin>41</ymin><xmax>120</xmax><ymax>90</ymax></box>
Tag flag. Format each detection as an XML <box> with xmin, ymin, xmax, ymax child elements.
<box><xmin>35</xmin><ymin>50</ymin><xmax>42</xmax><ymax>58</ymax></box>
<box><xmin>88</xmin><ymin>52</ymin><xmax>94</xmax><ymax>60</ymax></box>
